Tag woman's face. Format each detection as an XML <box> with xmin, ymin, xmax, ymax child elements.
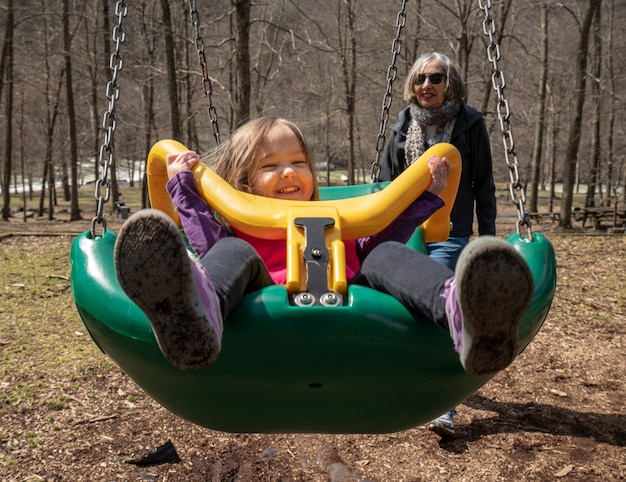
<box><xmin>413</xmin><ymin>60</ymin><xmax>447</xmax><ymax>110</ymax></box>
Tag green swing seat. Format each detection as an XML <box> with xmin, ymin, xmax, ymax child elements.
<box><xmin>70</xmin><ymin>142</ymin><xmax>556</xmax><ymax>434</ymax></box>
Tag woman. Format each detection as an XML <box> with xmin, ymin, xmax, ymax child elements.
<box><xmin>379</xmin><ymin>52</ymin><xmax>498</xmax><ymax>436</ymax></box>
<box><xmin>380</xmin><ymin>52</ymin><xmax>496</xmax><ymax>267</ymax></box>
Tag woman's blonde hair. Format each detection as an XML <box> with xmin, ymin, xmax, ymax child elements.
<box><xmin>210</xmin><ymin>117</ymin><xmax>320</xmax><ymax>200</ymax></box>
<box><xmin>403</xmin><ymin>52</ymin><xmax>466</xmax><ymax>104</ymax></box>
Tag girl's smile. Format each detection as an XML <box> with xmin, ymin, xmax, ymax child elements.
<box><xmin>250</xmin><ymin>124</ymin><xmax>315</xmax><ymax>201</ymax></box>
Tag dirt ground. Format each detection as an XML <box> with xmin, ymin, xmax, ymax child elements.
<box><xmin>0</xmin><ymin>203</ymin><xmax>624</xmax><ymax>481</ymax></box>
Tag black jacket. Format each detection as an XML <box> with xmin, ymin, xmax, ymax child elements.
<box><xmin>379</xmin><ymin>102</ymin><xmax>496</xmax><ymax>237</ymax></box>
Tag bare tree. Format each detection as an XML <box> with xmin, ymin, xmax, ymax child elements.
<box><xmin>528</xmin><ymin>3</ymin><xmax>549</xmax><ymax>213</ymax></box>
<box><xmin>251</xmin><ymin>0</ymin><xmax>288</xmax><ymax>116</ymax></box>
<box><xmin>80</xmin><ymin>2</ymin><xmax>105</xmax><ymax>187</ymax></box>
<box><xmin>337</xmin><ymin>0</ymin><xmax>357</xmax><ymax>185</ymax></box>
<box><xmin>181</xmin><ymin>6</ymin><xmax>194</xmax><ymax>148</ymax></box>
<box><xmin>139</xmin><ymin>0</ymin><xmax>157</xmax><ymax>208</ymax></box>
<box><xmin>605</xmin><ymin>1</ymin><xmax>618</xmax><ymax>207</ymax></box>
<box><xmin>233</xmin><ymin>0</ymin><xmax>252</xmax><ymax>126</ymax></box>
<box><xmin>158</xmin><ymin>0</ymin><xmax>181</xmax><ymax>142</ymax></box>
<box><xmin>36</xmin><ymin>1</ymin><xmax>64</xmax><ymax>221</ymax></box>
<box><xmin>558</xmin><ymin>0</ymin><xmax>602</xmax><ymax>229</ymax></box>
<box><xmin>1</xmin><ymin>0</ymin><xmax>14</xmax><ymax>221</ymax></box>
<box><xmin>450</xmin><ymin>0</ymin><xmax>473</xmax><ymax>82</ymax></box>
<box><xmin>584</xmin><ymin>3</ymin><xmax>602</xmax><ymax>209</ymax></box>
<box><xmin>546</xmin><ymin>88</ymin><xmax>559</xmax><ymax>214</ymax></box>
<box><xmin>406</xmin><ymin>0</ymin><xmax>423</xmax><ymax>67</ymax></box>
<box><xmin>63</xmin><ymin>0</ymin><xmax>81</xmax><ymax>221</ymax></box>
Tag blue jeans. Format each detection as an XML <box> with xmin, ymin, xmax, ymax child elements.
<box><xmin>426</xmin><ymin>236</ymin><xmax>470</xmax><ymax>423</ymax></box>
<box><xmin>426</xmin><ymin>236</ymin><xmax>470</xmax><ymax>271</ymax></box>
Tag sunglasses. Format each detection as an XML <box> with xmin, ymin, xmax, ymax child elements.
<box><xmin>415</xmin><ymin>73</ymin><xmax>447</xmax><ymax>85</ymax></box>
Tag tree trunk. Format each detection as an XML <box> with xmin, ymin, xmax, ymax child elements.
<box><xmin>558</xmin><ymin>0</ymin><xmax>601</xmax><ymax>229</ymax></box>
<box><xmin>548</xmin><ymin>110</ymin><xmax>558</xmax><ymax>214</ymax></box>
<box><xmin>85</xmin><ymin>1</ymin><xmax>104</xmax><ymax>189</ymax></box>
<box><xmin>584</xmin><ymin>4</ymin><xmax>602</xmax><ymax>209</ymax></box>
<box><xmin>142</xmin><ymin>79</ymin><xmax>155</xmax><ymax>208</ymax></box>
<box><xmin>252</xmin><ymin>1</ymin><xmax>287</xmax><ymax>116</ymax></box>
<box><xmin>453</xmin><ymin>0</ymin><xmax>471</xmax><ymax>86</ymax></box>
<box><xmin>38</xmin><ymin>163</ymin><xmax>48</xmax><ymax>217</ymax></box>
<box><xmin>182</xmin><ymin>15</ymin><xmax>197</xmax><ymax>148</ymax></box>
<box><xmin>63</xmin><ymin>0</ymin><xmax>81</xmax><ymax>220</ymax></box>
<box><xmin>338</xmin><ymin>0</ymin><xmax>357</xmax><ymax>185</ymax></box>
<box><xmin>605</xmin><ymin>1</ymin><xmax>616</xmax><ymax>205</ymax></box>
<box><xmin>160</xmin><ymin>0</ymin><xmax>181</xmax><ymax>139</ymax></box>
<box><xmin>19</xmin><ymin>93</ymin><xmax>26</xmax><ymax>221</ymax></box>
<box><xmin>38</xmin><ymin>3</ymin><xmax>63</xmax><ymax>219</ymax></box>
<box><xmin>233</xmin><ymin>0</ymin><xmax>251</xmax><ymax>126</ymax></box>
<box><xmin>1</xmin><ymin>0</ymin><xmax>14</xmax><ymax>221</ymax></box>
<box><xmin>529</xmin><ymin>4</ymin><xmax>549</xmax><ymax>213</ymax></box>
<box><xmin>139</xmin><ymin>0</ymin><xmax>156</xmax><ymax>209</ymax></box>
<box><xmin>409</xmin><ymin>0</ymin><xmax>423</xmax><ymax>66</ymax></box>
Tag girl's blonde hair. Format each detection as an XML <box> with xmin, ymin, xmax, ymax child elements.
<box><xmin>211</xmin><ymin>117</ymin><xmax>320</xmax><ymax>200</ymax></box>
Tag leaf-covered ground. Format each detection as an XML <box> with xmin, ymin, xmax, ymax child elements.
<box><xmin>0</xmin><ymin>211</ymin><xmax>624</xmax><ymax>481</ymax></box>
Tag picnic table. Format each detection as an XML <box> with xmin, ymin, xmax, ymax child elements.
<box><xmin>528</xmin><ymin>211</ymin><xmax>560</xmax><ymax>223</ymax></box>
<box><xmin>571</xmin><ymin>206</ymin><xmax>626</xmax><ymax>229</ymax></box>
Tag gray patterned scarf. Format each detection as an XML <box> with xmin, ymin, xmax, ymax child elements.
<box><xmin>404</xmin><ymin>100</ymin><xmax>461</xmax><ymax>168</ymax></box>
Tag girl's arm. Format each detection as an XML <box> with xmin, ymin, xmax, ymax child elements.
<box><xmin>166</xmin><ymin>170</ymin><xmax>230</xmax><ymax>259</ymax></box>
<box><xmin>355</xmin><ymin>191</ymin><xmax>444</xmax><ymax>260</ymax></box>
<box><xmin>356</xmin><ymin>154</ymin><xmax>448</xmax><ymax>260</ymax></box>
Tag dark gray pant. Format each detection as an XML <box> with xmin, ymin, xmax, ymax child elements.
<box><xmin>200</xmin><ymin>238</ymin><xmax>452</xmax><ymax>330</ymax></box>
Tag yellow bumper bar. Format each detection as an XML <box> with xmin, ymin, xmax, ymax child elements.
<box><xmin>147</xmin><ymin>140</ymin><xmax>461</xmax><ymax>295</ymax></box>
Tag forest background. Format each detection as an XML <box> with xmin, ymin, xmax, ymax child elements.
<box><xmin>0</xmin><ymin>0</ymin><xmax>624</xmax><ymax>229</ymax></box>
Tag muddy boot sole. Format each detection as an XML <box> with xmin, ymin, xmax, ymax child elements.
<box><xmin>455</xmin><ymin>236</ymin><xmax>534</xmax><ymax>375</ymax></box>
<box><xmin>114</xmin><ymin>209</ymin><xmax>221</xmax><ymax>370</ymax></box>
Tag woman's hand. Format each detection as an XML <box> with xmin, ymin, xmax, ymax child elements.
<box><xmin>166</xmin><ymin>151</ymin><xmax>200</xmax><ymax>179</ymax></box>
<box><xmin>426</xmin><ymin>155</ymin><xmax>451</xmax><ymax>195</ymax></box>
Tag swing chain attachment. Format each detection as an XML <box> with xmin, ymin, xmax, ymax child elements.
<box><xmin>371</xmin><ymin>0</ymin><xmax>408</xmax><ymax>182</ymax></box>
<box><xmin>189</xmin><ymin>0</ymin><xmax>221</xmax><ymax>147</ymax></box>
<box><xmin>479</xmin><ymin>0</ymin><xmax>533</xmax><ymax>240</ymax></box>
<box><xmin>91</xmin><ymin>0</ymin><xmax>128</xmax><ymax>238</ymax></box>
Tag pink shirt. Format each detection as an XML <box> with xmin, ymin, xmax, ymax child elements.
<box><xmin>233</xmin><ymin>229</ymin><xmax>361</xmax><ymax>285</ymax></box>
<box><xmin>167</xmin><ymin>171</ymin><xmax>443</xmax><ymax>284</ymax></box>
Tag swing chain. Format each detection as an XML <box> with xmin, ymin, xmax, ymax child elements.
<box><xmin>478</xmin><ymin>0</ymin><xmax>533</xmax><ymax>239</ymax></box>
<box><xmin>371</xmin><ymin>0</ymin><xmax>408</xmax><ymax>182</ymax></box>
<box><xmin>91</xmin><ymin>0</ymin><xmax>128</xmax><ymax>237</ymax></box>
<box><xmin>189</xmin><ymin>0</ymin><xmax>221</xmax><ymax>147</ymax></box>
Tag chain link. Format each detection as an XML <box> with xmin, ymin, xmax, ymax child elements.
<box><xmin>371</xmin><ymin>0</ymin><xmax>407</xmax><ymax>181</ymax></box>
<box><xmin>91</xmin><ymin>0</ymin><xmax>128</xmax><ymax>237</ymax></box>
<box><xmin>479</xmin><ymin>0</ymin><xmax>532</xmax><ymax>239</ymax></box>
<box><xmin>189</xmin><ymin>0</ymin><xmax>220</xmax><ymax>147</ymax></box>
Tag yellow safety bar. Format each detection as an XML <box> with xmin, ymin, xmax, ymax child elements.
<box><xmin>147</xmin><ymin>140</ymin><xmax>461</xmax><ymax>295</ymax></box>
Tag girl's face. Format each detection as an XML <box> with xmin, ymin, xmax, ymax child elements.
<box><xmin>413</xmin><ymin>59</ymin><xmax>447</xmax><ymax>110</ymax></box>
<box><xmin>250</xmin><ymin>123</ymin><xmax>315</xmax><ymax>201</ymax></box>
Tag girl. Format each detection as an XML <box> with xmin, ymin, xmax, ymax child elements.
<box><xmin>114</xmin><ymin>117</ymin><xmax>533</xmax><ymax>377</ymax></box>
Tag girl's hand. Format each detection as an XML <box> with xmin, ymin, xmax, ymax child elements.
<box><xmin>166</xmin><ymin>151</ymin><xmax>200</xmax><ymax>179</ymax></box>
<box><xmin>426</xmin><ymin>155</ymin><xmax>451</xmax><ymax>195</ymax></box>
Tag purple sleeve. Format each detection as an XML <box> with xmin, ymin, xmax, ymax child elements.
<box><xmin>356</xmin><ymin>190</ymin><xmax>444</xmax><ymax>260</ymax></box>
<box><xmin>166</xmin><ymin>171</ymin><xmax>229</xmax><ymax>258</ymax></box>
